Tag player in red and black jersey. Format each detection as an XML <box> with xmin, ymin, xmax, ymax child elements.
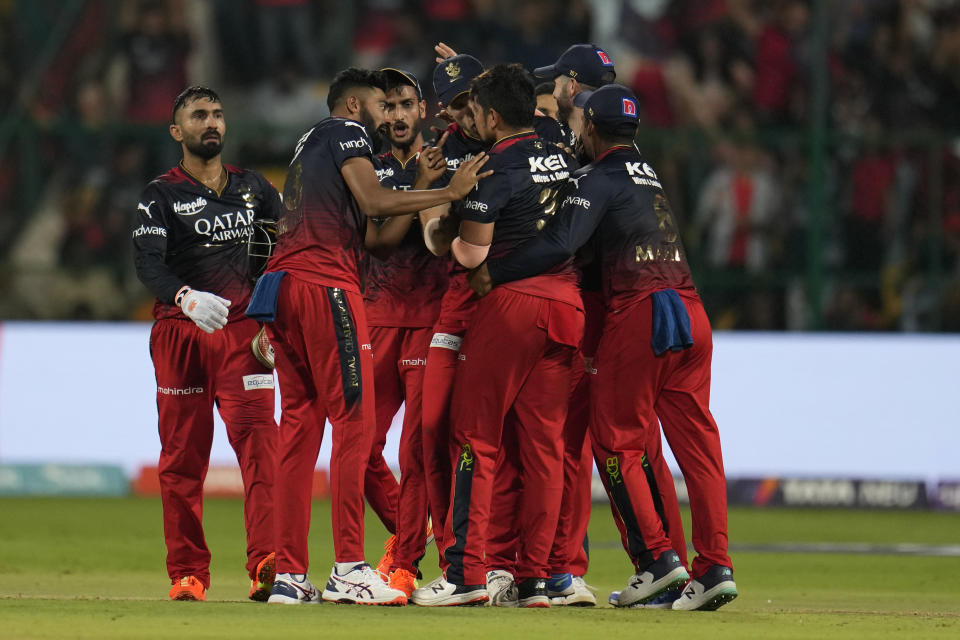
<box><xmin>358</xmin><ymin>68</ymin><xmax>450</xmax><ymax>598</ymax></box>
<box><xmin>469</xmin><ymin>85</ymin><xmax>738</xmax><ymax>612</ymax></box>
<box><xmin>133</xmin><ymin>86</ymin><xmax>281</xmax><ymax>603</ymax></box>
<box><xmin>248</xmin><ymin>68</ymin><xmax>488</xmax><ymax>605</ymax></box>
<box><xmin>415</xmin><ymin>64</ymin><xmax>583</xmax><ymax>608</ymax></box>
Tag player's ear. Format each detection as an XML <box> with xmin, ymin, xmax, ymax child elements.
<box><xmin>418</xmin><ymin>100</ymin><xmax>426</xmax><ymax>120</ymax></box>
<box><xmin>169</xmin><ymin>123</ymin><xmax>183</xmax><ymax>143</ymax></box>
<box><xmin>345</xmin><ymin>94</ymin><xmax>360</xmax><ymax>116</ymax></box>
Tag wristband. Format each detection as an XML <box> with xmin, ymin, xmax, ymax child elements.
<box><xmin>175</xmin><ymin>286</ymin><xmax>192</xmax><ymax>307</ymax></box>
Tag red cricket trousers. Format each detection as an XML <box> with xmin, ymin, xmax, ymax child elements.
<box><xmin>151</xmin><ymin>316</ymin><xmax>277</xmax><ymax>589</ymax></box>
<box><xmin>366</xmin><ymin>325</ymin><xmax>434</xmax><ymax>572</ymax></box>
<box><xmin>443</xmin><ymin>289</ymin><xmax>582</xmax><ymax>585</ymax></box>
<box><xmin>591</xmin><ymin>294</ymin><xmax>731</xmax><ymax>577</ymax></box>
<box><xmin>266</xmin><ymin>275</ymin><xmax>376</xmax><ymax>571</ymax></box>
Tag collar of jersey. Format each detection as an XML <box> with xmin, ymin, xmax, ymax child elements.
<box><xmin>490</xmin><ymin>130</ymin><xmax>536</xmax><ymax>154</ymax></box>
<box><xmin>594</xmin><ymin>144</ymin><xmax>635</xmax><ymax>163</ymax></box>
<box><xmin>390</xmin><ymin>144</ymin><xmax>425</xmax><ymax>169</ymax></box>
<box><xmin>178</xmin><ymin>161</ymin><xmax>229</xmax><ymax>198</ymax></box>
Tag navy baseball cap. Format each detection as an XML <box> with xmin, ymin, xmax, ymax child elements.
<box><xmin>381</xmin><ymin>67</ymin><xmax>423</xmax><ymax>100</ymax></box>
<box><xmin>573</xmin><ymin>84</ymin><xmax>639</xmax><ymax>134</ymax></box>
<box><xmin>433</xmin><ymin>54</ymin><xmax>484</xmax><ymax>106</ymax></box>
<box><xmin>534</xmin><ymin>44</ymin><xmax>616</xmax><ymax>87</ymax></box>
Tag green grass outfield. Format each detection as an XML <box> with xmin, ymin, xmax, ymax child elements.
<box><xmin>1</xmin><ymin>497</ymin><xmax>958</xmax><ymax>639</ymax></box>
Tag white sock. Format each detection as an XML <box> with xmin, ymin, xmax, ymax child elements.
<box><xmin>335</xmin><ymin>561</ymin><xmax>364</xmax><ymax>575</ymax></box>
<box><xmin>276</xmin><ymin>572</ymin><xmax>305</xmax><ymax>582</ymax></box>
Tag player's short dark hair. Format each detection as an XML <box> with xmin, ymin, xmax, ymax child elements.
<box><xmin>592</xmin><ymin>122</ymin><xmax>637</xmax><ymax>146</ymax></box>
<box><xmin>327</xmin><ymin>67</ymin><xmax>387</xmax><ymax>111</ymax></box>
<box><xmin>535</xmin><ymin>82</ymin><xmax>555</xmax><ymax>97</ymax></box>
<box><xmin>171</xmin><ymin>86</ymin><xmax>221</xmax><ymax>124</ymax></box>
<box><xmin>469</xmin><ymin>64</ymin><xmax>535</xmax><ymax>129</ymax></box>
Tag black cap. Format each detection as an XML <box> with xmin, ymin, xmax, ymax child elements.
<box><xmin>573</xmin><ymin>84</ymin><xmax>639</xmax><ymax>134</ymax></box>
<box><xmin>381</xmin><ymin>67</ymin><xmax>423</xmax><ymax>100</ymax></box>
<box><xmin>432</xmin><ymin>54</ymin><xmax>484</xmax><ymax>106</ymax></box>
<box><xmin>533</xmin><ymin>44</ymin><xmax>616</xmax><ymax>87</ymax></box>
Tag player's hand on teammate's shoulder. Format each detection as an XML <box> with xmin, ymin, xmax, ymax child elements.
<box><xmin>446</xmin><ymin>152</ymin><xmax>492</xmax><ymax>200</ymax></box>
<box><xmin>415</xmin><ymin>131</ymin><xmax>450</xmax><ymax>188</ymax></box>
<box><xmin>467</xmin><ymin>263</ymin><xmax>493</xmax><ymax>298</ymax></box>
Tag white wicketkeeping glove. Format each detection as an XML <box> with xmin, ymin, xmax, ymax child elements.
<box><xmin>179</xmin><ymin>288</ymin><xmax>231</xmax><ymax>333</ymax></box>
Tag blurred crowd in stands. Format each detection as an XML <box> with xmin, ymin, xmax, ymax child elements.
<box><xmin>1</xmin><ymin>0</ymin><xmax>959</xmax><ymax>330</ymax></box>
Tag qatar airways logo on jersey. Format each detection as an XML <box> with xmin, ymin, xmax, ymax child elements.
<box><xmin>173</xmin><ymin>196</ymin><xmax>208</xmax><ymax>216</ymax></box>
<box><xmin>339</xmin><ymin>138</ymin><xmax>369</xmax><ymax>151</ymax></box>
<box><xmin>462</xmin><ymin>199</ymin><xmax>488</xmax><ymax>213</ymax></box>
<box><xmin>194</xmin><ymin>209</ymin><xmax>256</xmax><ymax>242</ymax></box>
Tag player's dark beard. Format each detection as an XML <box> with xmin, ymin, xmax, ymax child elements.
<box><xmin>359</xmin><ymin>106</ymin><xmax>379</xmax><ymax>137</ymax></box>
<box><xmin>391</xmin><ymin>119</ymin><xmax>421</xmax><ymax>154</ymax></box>
<box><xmin>187</xmin><ymin>133</ymin><xmax>223</xmax><ymax>159</ymax></box>
<box><xmin>557</xmin><ymin>100</ymin><xmax>573</xmax><ymax>127</ymax></box>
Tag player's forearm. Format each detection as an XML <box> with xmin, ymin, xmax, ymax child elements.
<box><xmin>134</xmin><ymin>251</ymin><xmax>188</xmax><ymax>304</ymax></box>
<box><xmin>364</xmin><ymin>184</ymin><xmax>459</xmax><ymax>217</ymax></box>
<box><xmin>365</xmin><ymin>213</ymin><xmax>416</xmax><ymax>259</ymax></box>
<box><xmin>486</xmin><ymin>235</ymin><xmax>572</xmax><ymax>286</ymax></box>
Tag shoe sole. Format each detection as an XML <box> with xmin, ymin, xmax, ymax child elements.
<box><xmin>322</xmin><ymin>595</ymin><xmax>407</xmax><ymax>606</ymax></box>
<box><xmin>616</xmin><ymin>568</ymin><xmax>689</xmax><ymax>608</ymax></box>
<box><xmin>673</xmin><ymin>585</ymin><xmax>738</xmax><ymax>611</ymax></box>
<box><xmin>170</xmin><ymin>592</ymin><xmax>204</xmax><ymax>601</ymax></box>
<box><xmin>411</xmin><ymin>595</ymin><xmax>488</xmax><ymax>607</ymax></box>
<box><xmin>519</xmin><ymin>598</ymin><xmax>550</xmax><ymax>608</ymax></box>
<box><xmin>267</xmin><ymin>596</ymin><xmax>319</xmax><ymax>605</ymax></box>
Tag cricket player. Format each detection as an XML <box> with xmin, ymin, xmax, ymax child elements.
<box><xmin>245</xmin><ymin>68</ymin><xmax>490</xmax><ymax>605</ymax></box>
<box><xmin>417</xmin><ymin>64</ymin><xmax>583</xmax><ymax>608</ymax></box>
<box><xmin>361</xmin><ymin>67</ymin><xmax>450</xmax><ymax>597</ymax></box>
<box><xmin>133</xmin><ymin>86</ymin><xmax>280</xmax><ymax>603</ymax></box>
<box><xmin>468</xmin><ymin>84</ymin><xmax>738</xmax><ymax>611</ymax></box>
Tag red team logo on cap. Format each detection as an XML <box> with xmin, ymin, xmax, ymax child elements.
<box><xmin>622</xmin><ymin>98</ymin><xmax>637</xmax><ymax>117</ymax></box>
<box><xmin>596</xmin><ymin>49</ymin><xmax>613</xmax><ymax>66</ymax></box>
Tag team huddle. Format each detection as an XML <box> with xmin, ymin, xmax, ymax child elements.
<box><xmin>133</xmin><ymin>41</ymin><xmax>738</xmax><ymax>612</ymax></box>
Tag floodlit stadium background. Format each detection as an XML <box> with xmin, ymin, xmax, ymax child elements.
<box><xmin>0</xmin><ymin>1</ymin><xmax>958</xmax><ymax>510</ymax></box>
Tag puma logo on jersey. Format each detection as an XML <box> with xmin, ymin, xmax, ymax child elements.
<box><xmin>568</xmin><ymin>176</ymin><xmax>583</xmax><ymax>189</ymax></box>
<box><xmin>137</xmin><ymin>201</ymin><xmax>156</xmax><ymax>218</ymax></box>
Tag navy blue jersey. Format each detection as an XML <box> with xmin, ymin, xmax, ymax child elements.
<box><xmin>436</xmin><ymin>122</ymin><xmax>487</xmax><ymax>188</ymax></box>
<box><xmin>364</xmin><ymin>149</ymin><xmax>449</xmax><ymax>327</ymax></box>
<box><xmin>487</xmin><ymin>145</ymin><xmax>695</xmax><ymax>311</ymax></box>
<box><xmin>457</xmin><ymin>131</ymin><xmax>581</xmax><ymax>306</ymax></box>
<box><xmin>133</xmin><ymin>164</ymin><xmax>282</xmax><ymax>321</ymax></box>
<box><xmin>268</xmin><ymin>117</ymin><xmax>374</xmax><ymax>293</ymax></box>
<box><xmin>533</xmin><ymin>114</ymin><xmax>568</xmax><ymax>148</ymax></box>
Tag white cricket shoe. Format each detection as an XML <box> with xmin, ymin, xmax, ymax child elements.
<box><xmin>616</xmin><ymin>550</ymin><xmax>689</xmax><ymax>608</ymax></box>
<box><xmin>321</xmin><ymin>562</ymin><xmax>407</xmax><ymax>605</ymax></box>
<box><xmin>267</xmin><ymin>573</ymin><xmax>321</xmax><ymax>604</ymax></box>
<box><xmin>563</xmin><ymin>576</ymin><xmax>597</xmax><ymax>606</ymax></box>
<box><xmin>486</xmin><ymin>570</ymin><xmax>518</xmax><ymax>607</ymax></box>
<box><xmin>672</xmin><ymin>565</ymin><xmax>738</xmax><ymax>611</ymax></box>
<box><xmin>410</xmin><ymin>575</ymin><xmax>488</xmax><ymax>606</ymax></box>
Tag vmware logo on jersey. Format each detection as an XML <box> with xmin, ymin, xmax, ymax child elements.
<box><xmin>132</xmin><ymin>225</ymin><xmax>167</xmax><ymax>238</ymax></box>
<box><xmin>339</xmin><ymin>138</ymin><xmax>368</xmax><ymax>151</ymax></box>
<box><xmin>462</xmin><ymin>199</ymin><xmax>488</xmax><ymax>213</ymax></box>
<box><xmin>173</xmin><ymin>197</ymin><xmax>208</xmax><ymax>216</ymax></box>
<box><xmin>563</xmin><ymin>195</ymin><xmax>591</xmax><ymax>210</ymax></box>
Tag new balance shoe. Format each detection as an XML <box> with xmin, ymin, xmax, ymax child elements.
<box><xmin>516</xmin><ymin>577</ymin><xmax>549</xmax><ymax>608</ymax></box>
<box><xmin>615</xmin><ymin>550</ymin><xmax>689</xmax><ymax>607</ymax></box>
<box><xmin>169</xmin><ymin>576</ymin><xmax>206</xmax><ymax>601</ymax></box>
<box><xmin>410</xmin><ymin>576</ymin><xmax>488</xmax><ymax>606</ymax></box>
<box><xmin>376</xmin><ymin>535</ymin><xmax>397</xmax><ymax>576</ymax></box>
<box><xmin>267</xmin><ymin>573</ymin><xmax>320</xmax><ymax>604</ymax></box>
<box><xmin>672</xmin><ymin>565</ymin><xmax>738</xmax><ymax>611</ymax></box>
<box><xmin>486</xmin><ymin>570</ymin><xmax>518</xmax><ymax>607</ymax></box>
<box><xmin>249</xmin><ymin>552</ymin><xmax>276</xmax><ymax>602</ymax></box>
<box><xmin>610</xmin><ymin>588</ymin><xmax>682</xmax><ymax>609</ymax></box>
<box><xmin>322</xmin><ymin>562</ymin><xmax>407</xmax><ymax>605</ymax></box>
<box><xmin>388</xmin><ymin>568</ymin><xmax>418</xmax><ymax>598</ymax></box>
